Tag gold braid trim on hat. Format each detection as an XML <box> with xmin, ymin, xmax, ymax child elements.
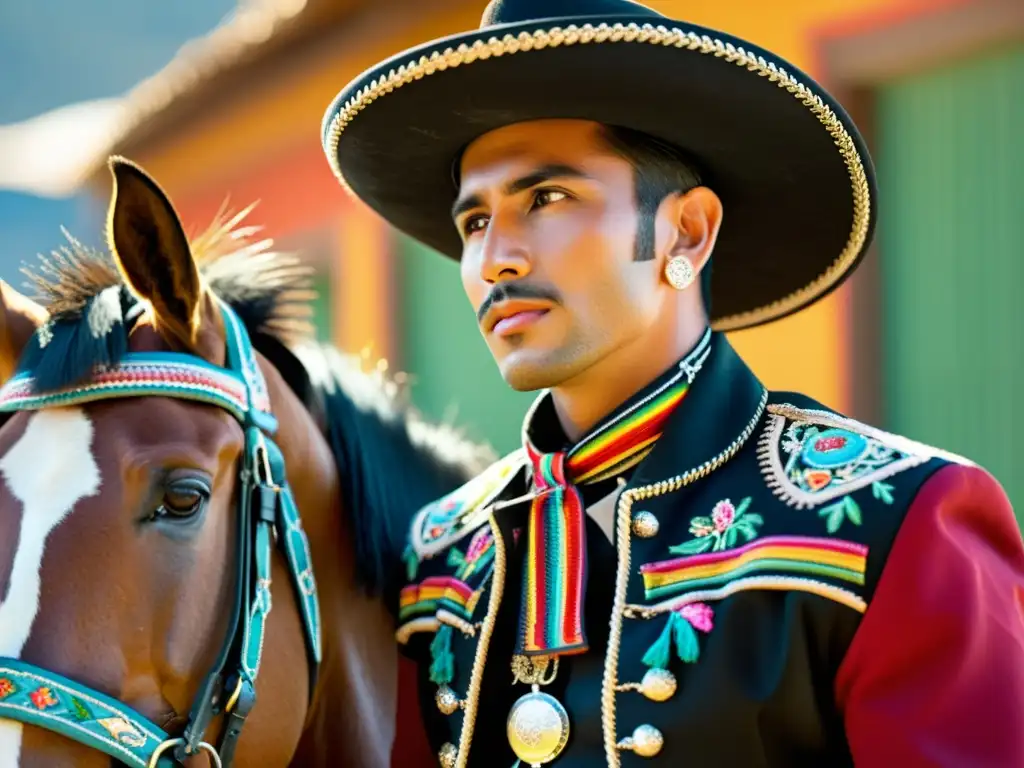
<box><xmin>324</xmin><ymin>22</ymin><xmax>871</xmax><ymax>331</ymax></box>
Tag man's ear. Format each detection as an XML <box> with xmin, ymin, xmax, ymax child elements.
<box><xmin>658</xmin><ymin>186</ymin><xmax>723</xmax><ymax>275</ymax></box>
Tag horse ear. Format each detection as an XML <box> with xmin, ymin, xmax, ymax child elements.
<box><xmin>106</xmin><ymin>156</ymin><xmax>203</xmax><ymax>349</ymax></box>
<box><xmin>0</xmin><ymin>281</ymin><xmax>47</xmax><ymax>383</ymax></box>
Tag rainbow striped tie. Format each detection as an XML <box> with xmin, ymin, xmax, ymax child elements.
<box><xmin>517</xmin><ymin>371</ymin><xmax>694</xmax><ymax>657</ymax></box>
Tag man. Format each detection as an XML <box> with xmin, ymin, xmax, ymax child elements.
<box><xmin>321</xmin><ymin>0</ymin><xmax>1024</xmax><ymax>765</ymax></box>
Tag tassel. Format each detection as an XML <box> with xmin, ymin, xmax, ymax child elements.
<box><xmin>641</xmin><ymin>610</ymin><xmax>704</xmax><ymax>670</ymax></box>
<box><xmin>672</xmin><ymin>611</ymin><xmax>701</xmax><ymax>663</ymax></box>
<box><xmin>641</xmin><ymin>613</ymin><xmax>678</xmax><ymax>669</ymax></box>
<box><xmin>429</xmin><ymin>625</ymin><xmax>455</xmax><ymax>685</ymax></box>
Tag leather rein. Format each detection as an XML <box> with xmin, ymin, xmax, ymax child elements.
<box><xmin>0</xmin><ymin>303</ymin><xmax>322</xmax><ymax>767</ymax></box>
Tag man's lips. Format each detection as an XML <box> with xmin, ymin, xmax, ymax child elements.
<box><xmin>482</xmin><ymin>300</ymin><xmax>553</xmax><ymax>337</ymax></box>
<box><xmin>492</xmin><ymin>309</ymin><xmax>549</xmax><ymax>336</ymax></box>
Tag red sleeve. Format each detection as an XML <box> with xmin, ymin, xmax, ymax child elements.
<box><xmin>835</xmin><ymin>463</ymin><xmax>1024</xmax><ymax>766</ymax></box>
<box><xmin>390</xmin><ymin>653</ymin><xmax>435</xmax><ymax>767</ymax></box>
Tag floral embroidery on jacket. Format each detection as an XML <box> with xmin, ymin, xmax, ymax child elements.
<box><xmin>446</xmin><ymin>527</ymin><xmax>496</xmax><ymax>581</ymax></box>
<box><xmin>814</xmin><ymin>479</ymin><xmax>896</xmax><ymax>533</ymax></box>
<box><xmin>669</xmin><ymin>497</ymin><xmax>763</xmax><ymax>555</ymax></box>
<box><xmin>407</xmin><ymin>449</ymin><xmax>525</xmax><ymax>564</ymax></box>
<box><xmin>758</xmin><ymin>404</ymin><xmax>947</xmax><ymax>514</ymax></box>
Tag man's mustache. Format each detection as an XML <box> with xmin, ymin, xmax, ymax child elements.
<box><xmin>476</xmin><ymin>281</ymin><xmax>563</xmax><ymax>325</ymax></box>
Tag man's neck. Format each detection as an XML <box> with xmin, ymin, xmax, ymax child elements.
<box><xmin>550</xmin><ymin>322</ymin><xmax>709</xmax><ymax>443</ymax></box>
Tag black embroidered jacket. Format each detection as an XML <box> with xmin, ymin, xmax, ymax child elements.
<box><xmin>388</xmin><ymin>333</ymin><xmax>1024</xmax><ymax>767</ymax></box>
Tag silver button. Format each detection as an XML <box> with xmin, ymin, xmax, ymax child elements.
<box><xmin>435</xmin><ymin>685</ymin><xmax>462</xmax><ymax>715</ymax></box>
<box><xmin>617</xmin><ymin>724</ymin><xmax>664</xmax><ymax>758</ymax></box>
<box><xmin>631</xmin><ymin>510</ymin><xmax>660</xmax><ymax>538</ymax></box>
<box><xmin>639</xmin><ymin>668</ymin><xmax>677</xmax><ymax>702</ymax></box>
<box><xmin>438</xmin><ymin>741</ymin><xmax>458</xmax><ymax>768</ymax></box>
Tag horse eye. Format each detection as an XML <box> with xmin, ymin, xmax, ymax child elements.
<box><xmin>159</xmin><ymin>478</ymin><xmax>210</xmax><ymax>518</ymax></box>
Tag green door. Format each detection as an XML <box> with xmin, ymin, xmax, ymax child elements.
<box><xmin>396</xmin><ymin>235</ymin><xmax>535</xmax><ymax>455</ymax></box>
<box><xmin>309</xmin><ymin>271</ymin><xmax>333</xmax><ymax>342</ymax></box>
<box><xmin>876</xmin><ymin>44</ymin><xmax>1024</xmax><ymax>518</ymax></box>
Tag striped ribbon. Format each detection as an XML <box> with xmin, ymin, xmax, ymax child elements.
<box><xmin>517</xmin><ymin>367</ymin><xmax>695</xmax><ymax>657</ymax></box>
<box><xmin>641</xmin><ymin>535</ymin><xmax>868</xmax><ymax>601</ymax></box>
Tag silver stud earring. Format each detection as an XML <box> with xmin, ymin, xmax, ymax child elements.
<box><xmin>664</xmin><ymin>256</ymin><xmax>695</xmax><ymax>291</ymax></box>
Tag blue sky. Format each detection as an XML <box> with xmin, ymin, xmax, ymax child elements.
<box><xmin>0</xmin><ymin>1</ymin><xmax>233</xmax><ymax>287</ymax></box>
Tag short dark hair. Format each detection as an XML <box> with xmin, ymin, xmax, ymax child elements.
<box><xmin>598</xmin><ymin>124</ymin><xmax>713</xmax><ymax>314</ymax></box>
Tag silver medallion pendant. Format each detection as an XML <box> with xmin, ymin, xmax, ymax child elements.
<box><xmin>507</xmin><ymin>656</ymin><xmax>570</xmax><ymax>766</ymax></box>
<box><xmin>506</xmin><ymin>687</ymin><xmax>570</xmax><ymax>767</ymax></box>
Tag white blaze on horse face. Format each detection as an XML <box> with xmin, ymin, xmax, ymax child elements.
<box><xmin>0</xmin><ymin>408</ymin><xmax>101</xmax><ymax>767</ymax></box>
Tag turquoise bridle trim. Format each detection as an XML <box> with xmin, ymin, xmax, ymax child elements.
<box><xmin>0</xmin><ymin>303</ymin><xmax>321</xmax><ymax>767</ymax></box>
<box><xmin>0</xmin><ymin>661</ymin><xmax>189</xmax><ymax>768</ymax></box>
<box><xmin>0</xmin><ymin>353</ymin><xmax>252</xmax><ymax>421</ymax></box>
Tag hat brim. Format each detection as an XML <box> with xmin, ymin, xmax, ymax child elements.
<box><xmin>322</xmin><ymin>16</ymin><xmax>876</xmax><ymax>331</ymax></box>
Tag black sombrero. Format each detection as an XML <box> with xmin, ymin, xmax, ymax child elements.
<box><xmin>321</xmin><ymin>0</ymin><xmax>876</xmax><ymax>331</ymax></box>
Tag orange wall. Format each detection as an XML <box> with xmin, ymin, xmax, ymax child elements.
<box><xmin>167</xmin><ymin>140</ymin><xmax>392</xmax><ymax>357</ymax></box>
<box><xmin>173</xmin><ymin>141</ymin><xmax>341</xmax><ymax>237</ymax></box>
<box><xmin>124</xmin><ymin>0</ymin><xmax>918</xmax><ymax>413</ymax></box>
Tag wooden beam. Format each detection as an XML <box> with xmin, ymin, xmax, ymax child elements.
<box><xmin>814</xmin><ymin>0</ymin><xmax>1024</xmax><ymax>86</ymax></box>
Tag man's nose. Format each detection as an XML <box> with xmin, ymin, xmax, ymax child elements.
<box><xmin>480</xmin><ymin>215</ymin><xmax>532</xmax><ymax>284</ymax></box>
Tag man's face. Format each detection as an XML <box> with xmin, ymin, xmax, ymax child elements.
<box><xmin>454</xmin><ymin>119</ymin><xmax>663</xmax><ymax>391</ymax></box>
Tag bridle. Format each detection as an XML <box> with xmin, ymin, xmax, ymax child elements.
<box><xmin>0</xmin><ymin>303</ymin><xmax>322</xmax><ymax>767</ymax></box>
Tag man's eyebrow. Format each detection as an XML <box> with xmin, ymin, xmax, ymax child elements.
<box><xmin>451</xmin><ymin>163</ymin><xmax>592</xmax><ymax>220</ymax></box>
<box><xmin>451</xmin><ymin>192</ymin><xmax>484</xmax><ymax>221</ymax></box>
<box><xmin>505</xmin><ymin>163</ymin><xmax>591</xmax><ymax>195</ymax></box>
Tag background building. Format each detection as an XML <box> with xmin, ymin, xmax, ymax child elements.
<box><xmin>6</xmin><ymin>0</ymin><xmax>1023</xmax><ymax>516</ymax></box>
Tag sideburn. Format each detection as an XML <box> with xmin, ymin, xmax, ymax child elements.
<box><xmin>631</xmin><ymin>176</ymin><xmax>662</xmax><ymax>263</ymax></box>
<box><xmin>633</xmin><ymin>213</ymin><xmax>657</xmax><ymax>263</ymax></box>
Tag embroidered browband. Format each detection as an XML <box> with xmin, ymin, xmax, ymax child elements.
<box><xmin>0</xmin><ymin>353</ymin><xmax>253</xmax><ymax>420</ymax></box>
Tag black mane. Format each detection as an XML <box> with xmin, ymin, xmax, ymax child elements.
<box><xmin>289</xmin><ymin>341</ymin><xmax>494</xmax><ymax>596</ymax></box>
<box><xmin>18</xmin><ymin>212</ymin><xmax>493</xmax><ymax>595</ymax></box>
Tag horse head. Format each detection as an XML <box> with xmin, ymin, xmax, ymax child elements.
<box><xmin>0</xmin><ymin>158</ymin><xmax>488</xmax><ymax>767</ymax></box>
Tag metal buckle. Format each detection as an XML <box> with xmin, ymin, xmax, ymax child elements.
<box><xmin>149</xmin><ymin>737</ymin><xmax>222</xmax><ymax>768</ymax></box>
<box><xmin>224</xmin><ymin>676</ymin><xmax>245</xmax><ymax>714</ymax></box>
<box><xmin>252</xmin><ymin>432</ymin><xmax>276</xmax><ymax>489</ymax></box>
<box><xmin>251</xmin><ymin>431</ymin><xmax>280</xmax><ymax>544</ymax></box>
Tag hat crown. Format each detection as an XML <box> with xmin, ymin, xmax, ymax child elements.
<box><xmin>479</xmin><ymin>0</ymin><xmax>664</xmax><ymax>28</ymax></box>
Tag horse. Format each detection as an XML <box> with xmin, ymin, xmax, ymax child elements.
<box><xmin>0</xmin><ymin>156</ymin><xmax>490</xmax><ymax>767</ymax></box>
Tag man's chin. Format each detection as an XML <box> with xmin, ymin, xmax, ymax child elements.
<box><xmin>497</xmin><ymin>350</ymin><xmax>578</xmax><ymax>392</ymax></box>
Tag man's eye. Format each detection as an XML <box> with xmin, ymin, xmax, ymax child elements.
<box><xmin>463</xmin><ymin>214</ymin><xmax>489</xmax><ymax>236</ymax></box>
<box><xmin>532</xmin><ymin>189</ymin><xmax>569</xmax><ymax>208</ymax></box>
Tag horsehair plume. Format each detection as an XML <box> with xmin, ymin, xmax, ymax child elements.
<box><xmin>14</xmin><ymin>197</ymin><xmax>319</xmax><ymax>397</ymax></box>
<box><xmin>22</xmin><ymin>200</ymin><xmax>317</xmax><ymax>347</ymax></box>
<box><xmin>24</xmin><ymin>286</ymin><xmax>131</xmax><ymax>392</ymax></box>
<box><xmin>22</xmin><ymin>227</ymin><xmax>121</xmax><ymax>316</ymax></box>
<box><xmin>192</xmin><ymin>198</ymin><xmax>317</xmax><ymax>346</ymax></box>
